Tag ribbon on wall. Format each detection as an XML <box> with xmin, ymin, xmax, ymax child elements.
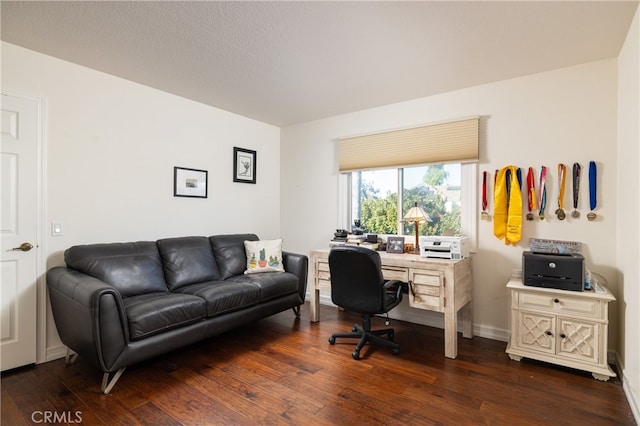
<box><xmin>494</xmin><ymin>165</ymin><xmax>522</xmax><ymax>246</ymax></box>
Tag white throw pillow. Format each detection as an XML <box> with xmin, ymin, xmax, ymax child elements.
<box><xmin>244</xmin><ymin>239</ymin><xmax>285</xmax><ymax>274</ymax></box>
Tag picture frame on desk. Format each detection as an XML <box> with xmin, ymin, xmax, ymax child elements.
<box><xmin>386</xmin><ymin>236</ymin><xmax>404</xmax><ymax>253</ymax></box>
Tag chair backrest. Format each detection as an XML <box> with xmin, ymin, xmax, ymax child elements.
<box><xmin>329</xmin><ymin>246</ymin><xmax>385</xmax><ymax>313</ymax></box>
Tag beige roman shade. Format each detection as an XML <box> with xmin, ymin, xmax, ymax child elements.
<box><xmin>338</xmin><ymin>117</ymin><xmax>479</xmax><ymax>172</ymax></box>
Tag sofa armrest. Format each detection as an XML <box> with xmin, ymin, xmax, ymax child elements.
<box><xmin>47</xmin><ymin>267</ymin><xmax>129</xmax><ymax>372</ymax></box>
<box><xmin>282</xmin><ymin>251</ymin><xmax>308</xmax><ymax>303</ymax></box>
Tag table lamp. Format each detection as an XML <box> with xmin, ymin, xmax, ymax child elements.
<box><xmin>403</xmin><ymin>202</ymin><xmax>431</xmax><ymax>254</ymax></box>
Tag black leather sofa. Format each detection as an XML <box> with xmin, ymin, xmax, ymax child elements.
<box><xmin>46</xmin><ymin>234</ymin><xmax>308</xmax><ymax>394</ymax></box>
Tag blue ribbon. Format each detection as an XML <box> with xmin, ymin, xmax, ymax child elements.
<box><xmin>589</xmin><ymin>161</ymin><xmax>597</xmax><ymax>211</ymax></box>
<box><xmin>539</xmin><ymin>166</ymin><xmax>547</xmax><ymax>216</ymax></box>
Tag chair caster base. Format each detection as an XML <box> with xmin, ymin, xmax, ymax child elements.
<box><xmin>328</xmin><ymin>320</ymin><xmax>400</xmax><ymax>359</ymax></box>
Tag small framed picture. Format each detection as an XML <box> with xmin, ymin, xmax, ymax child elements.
<box><xmin>233</xmin><ymin>147</ymin><xmax>257</xmax><ymax>184</ymax></box>
<box><xmin>174</xmin><ymin>167</ymin><xmax>208</xmax><ymax>198</ymax></box>
<box><xmin>386</xmin><ymin>236</ymin><xmax>405</xmax><ymax>254</ymax></box>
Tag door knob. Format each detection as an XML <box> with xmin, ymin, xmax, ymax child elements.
<box><xmin>10</xmin><ymin>242</ymin><xmax>33</xmax><ymax>252</ymax></box>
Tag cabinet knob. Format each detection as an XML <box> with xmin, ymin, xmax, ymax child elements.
<box><xmin>560</xmin><ymin>333</ymin><xmax>567</xmax><ymax>339</ymax></box>
<box><xmin>553</xmin><ymin>298</ymin><xmax>560</xmax><ymax>304</ymax></box>
<box><xmin>545</xmin><ymin>330</ymin><xmax>553</xmax><ymax>336</ymax></box>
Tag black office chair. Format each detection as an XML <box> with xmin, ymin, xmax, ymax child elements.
<box><xmin>327</xmin><ymin>245</ymin><xmax>403</xmax><ymax>360</ymax></box>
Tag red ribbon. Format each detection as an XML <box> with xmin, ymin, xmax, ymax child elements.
<box><xmin>482</xmin><ymin>171</ymin><xmax>488</xmax><ymax>211</ymax></box>
<box><xmin>526</xmin><ymin>167</ymin><xmax>537</xmax><ymax>212</ymax></box>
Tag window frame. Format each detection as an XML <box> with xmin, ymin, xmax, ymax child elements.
<box><xmin>338</xmin><ymin>163</ymin><xmax>477</xmax><ymax>250</ymax></box>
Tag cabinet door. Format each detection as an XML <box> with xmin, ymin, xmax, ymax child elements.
<box><xmin>556</xmin><ymin>317</ymin><xmax>599</xmax><ymax>363</ymax></box>
<box><xmin>516</xmin><ymin>311</ymin><xmax>556</xmax><ymax>355</ymax></box>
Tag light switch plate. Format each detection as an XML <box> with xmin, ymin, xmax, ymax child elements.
<box><xmin>52</xmin><ymin>222</ymin><xmax>63</xmax><ymax>236</ymax></box>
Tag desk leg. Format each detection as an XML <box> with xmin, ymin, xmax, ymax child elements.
<box><xmin>310</xmin><ymin>287</ymin><xmax>320</xmax><ymax>322</ymax></box>
<box><xmin>461</xmin><ymin>301</ymin><xmax>473</xmax><ymax>339</ymax></box>
<box><xmin>444</xmin><ymin>308</ymin><xmax>458</xmax><ymax>359</ymax></box>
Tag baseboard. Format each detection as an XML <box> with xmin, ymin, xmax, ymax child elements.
<box><xmin>623</xmin><ymin>377</ymin><xmax>640</xmax><ymax>424</ymax></box>
<box><xmin>43</xmin><ymin>344</ymin><xmax>67</xmax><ymax>363</ymax></box>
<box><xmin>615</xmin><ymin>352</ymin><xmax>640</xmax><ymax>424</ymax></box>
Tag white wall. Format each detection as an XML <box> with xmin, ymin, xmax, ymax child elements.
<box><xmin>2</xmin><ymin>42</ymin><xmax>283</xmax><ymax>357</ymax></box>
<box><xmin>617</xmin><ymin>7</ymin><xmax>640</xmax><ymax>420</ymax></box>
<box><xmin>3</xmin><ymin>35</ymin><xmax>635</xmax><ymax>415</ymax></box>
<box><xmin>282</xmin><ymin>59</ymin><xmax>619</xmax><ymax>343</ymax></box>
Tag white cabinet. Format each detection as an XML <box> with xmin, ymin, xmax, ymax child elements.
<box><xmin>506</xmin><ymin>279</ymin><xmax>615</xmax><ymax>381</ymax></box>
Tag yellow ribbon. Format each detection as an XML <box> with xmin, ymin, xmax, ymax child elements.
<box><xmin>493</xmin><ymin>166</ymin><xmax>522</xmax><ymax>245</ymax></box>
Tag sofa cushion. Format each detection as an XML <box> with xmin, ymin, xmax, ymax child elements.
<box><xmin>209</xmin><ymin>234</ymin><xmax>259</xmax><ymax>279</ymax></box>
<box><xmin>64</xmin><ymin>241</ymin><xmax>168</xmax><ymax>297</ymax></box>
<box><xmin>244</xmin><ymin>239</ymin><xmax>285</xmax><ymax>274</ymax></box>
<box><xmin>122</xmin><ymin>292</ymin><xmax>206</xmax><ymax>340</ymax></box>
<box><xmin>157</xmin><ymin>236</ymin><xmax>222</xmax><ymax>290</ymax></box>
<box><xmin>226</xmin><ymin>272</ymin><xmax>299</xmax><ymax>302</ymax></box>
<box><xmin>174</xmin><ymin>280</ymin><xmax>261</xmax><ymax>317</ymax></box>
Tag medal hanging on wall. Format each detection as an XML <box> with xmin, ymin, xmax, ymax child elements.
<box><xmin>538</xmin><ymin>166</ymin><xmax>547</xmax><ymax>220</ymax></box>
<box><xmin>587</xmin><ymin>160</ymin><xmax>598</xmax><ymax>221</ymax></box>
<box><xmin>481</xmin><ymin>171</ymin><xmax>491</xmax><ymax>220</ymax></box>
<box><xmin>571</xmin><ymin>162</ymin><xmax>581</xmax><ymax>218</ymax></box>
<box><xmin>555</xmin><ymin>163</ymin><xmax>567</xmax><ymax>220</ymax></box>
<box><xmin>526</xmin><ymin>167</ymin><xmax>537</xmax><ymax>221</ymax></box>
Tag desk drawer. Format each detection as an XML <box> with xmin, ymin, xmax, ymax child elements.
<box><xmin>316</xmin><ymin>261</ymin><xmax>330</xmax><ymax>273</ymax></box>
<box><xmin>315</xmin><ymin>261</ymin><xmax>331</xmax><ymax>290</ymax></box>
<box><xmin>317</xmin><ymin>277</ymin><xmax>331</xmax><ymax>291</ymax></box>
<box><xmin>315</xmin><ymin>260</ymin><xmax>408</xmax><ymax>288</ymax></box>
<box><xmin>408</xmin><ymin>270</ymin><xmax>444</xmax><ymax>310</ymax></box>
<box><xmin>518</xmin><ymin>291</ymin><xmax>602</xmax><ymax>319</ymax></box>
<box><xmin>382</xmin><ymin>266</ymin><xmax>408</xmax><ymax>282</ymax></box>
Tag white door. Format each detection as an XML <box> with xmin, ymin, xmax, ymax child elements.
<box><xmin>1</xmin><ymin>94</ymin><xmax>39</xmax><ymax>371</ymax></box>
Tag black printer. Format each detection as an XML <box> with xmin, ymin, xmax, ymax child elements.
<box><xmin>522</xmin><ymin>251</ymin><xmax>585</xmax><ymax>292</ymax></box>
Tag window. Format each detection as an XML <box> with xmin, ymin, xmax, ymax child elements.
<box><xmin>337</xmin><ymin>117</ymin><xmax>479</xmax><ymax>245</ymax></box>
<box><xmin>344</xmin><ymin>163</ymin><xmax>476</xmax><ymax>245</ymax></box>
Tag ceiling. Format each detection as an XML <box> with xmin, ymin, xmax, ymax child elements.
<box><xmin>1</xmin><ymin>1</ymin><xmax>638</xmax><ymax>126</ymax></box>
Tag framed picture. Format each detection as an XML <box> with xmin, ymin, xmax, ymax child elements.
<box><xmin>386</xmin><ymin>236</ymin><xmax>405</xmax><ymax>254</ymax></box>
<box><xmin>174</xmin><ymin>167</ymin><xmax>208</xmax><ymax>198</ymax></box>
<box><xmin>233</xmin><ymin>147</ymin><xmax>257</xmax><ymax>184</ymax></box>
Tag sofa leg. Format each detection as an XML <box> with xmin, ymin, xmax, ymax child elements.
<box><xmin>64</xmin><ymin>348</ymin><xmax>78</xmax><ymax>365</ymax></box>
<box><xmin>101</xmin><ymin>367</ymin><xmax>126</xmax><ymax>394</ymax></box>
<box><xmin>292</xmin><ymin>305</ymin><xmax>301</xmax><ymax>317</ymax></box>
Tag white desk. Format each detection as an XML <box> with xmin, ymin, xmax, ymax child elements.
<box><xmin>310</xmin><ymin>248</ymin><xmax>473</xmax><ymax>359</ymax></box>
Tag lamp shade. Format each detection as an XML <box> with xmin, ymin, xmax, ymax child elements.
<box><xmin>404</xmin><ymin>202</ymin><xmax>431</xmax><ymax>224</ymax></box>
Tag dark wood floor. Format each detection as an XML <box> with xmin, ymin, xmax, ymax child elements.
<box><xmin>2</xmin><ymin>302</ymin><xmax>635</xmax><ymax>425</ymax></box>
